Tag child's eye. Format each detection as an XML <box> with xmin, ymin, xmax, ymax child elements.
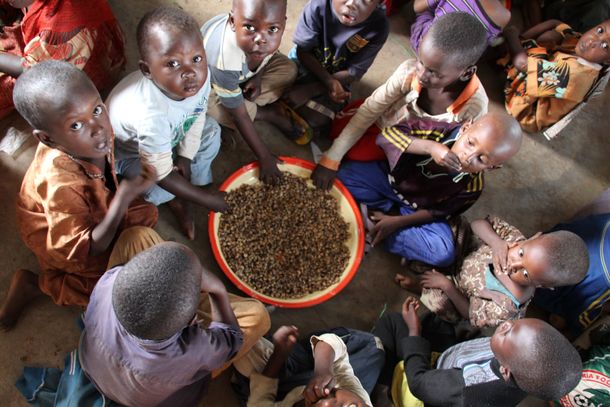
<box><xmin>193</xmin><ymin>55</ymin><xmax>203</xmax><ymax>63</ymax></box>
<box><xmin>269</xmin><ymin>26</ymin><xmax>279</xmax><ymax>33</ymax></box>
<box><xmin>603</xmin><ymin>42</ymin><xmax>609</xmax><ymax>50</ymax></box>
<box><xmin>93</xmin><ymin>105</ymin><xmax>103</xmax><ymax>116</ymax></box>
<box><xmin>518</xmin><ymin>248</ymin><xmax>524</xmax><ymax>257</ymax></box>
<box><xmin>70</xmin><ymin>122</ymin><xmax>83</xmax><ymax>130</ymax></box>
<box><xmin>168</xmin><ymin>60</ymin><xmax>179</xmax><ymax>68</ymax></box>
<box><xmin>522</xmin><ymin>270</ymin><xmax>529</xmax><ymax>279</ymax></box>
<box><xmin>244</xmin><ymin>24</ymin><xmax>255</xmax><ymax>32</ymax></box>
<box><xmin>467</xmin><ymin>137</ymin><xmax>474</xmax><ymax>146</ymax></box>
<box><xmin>598</xmin><ymin>27</ymin><xmax>604</xmax><ymax>34</ymax></box>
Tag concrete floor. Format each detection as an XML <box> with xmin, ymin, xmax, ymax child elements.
<box><xmin>0</xmin><ymin>0</ymin><xmax>608</xmax><ymax>406</ymax></box>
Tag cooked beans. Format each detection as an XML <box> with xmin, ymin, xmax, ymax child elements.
<box><xmin>219</xmin><ymin>173</ymin><xmax>350</xmax><ymax>299</ymax></box>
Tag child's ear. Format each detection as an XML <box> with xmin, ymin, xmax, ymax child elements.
<box><xmin>139</xmin><ymin>60</ymin><xmax>152</xmax><ymax>79</ymax></box>
<box><xmin>229</xmin><ymin>11</ymin><xmax>236</xmax><ymax>32</ymax></box>
<box><xmin>489</xmin><ymin>164</ymin><xmax>503</xmax><ymax>170</ymax></box>
<box><xmin>460</xmin><ymin>65</ymin><xmax>477</xmax><ymax>82</ymax></box>
<box><xmin>33</xmin><ymin>129</ymin><xmax>56</xmax><ymax>148</ymax></box>
<box><xmin>499</xmin><ymin>364</ymin><xmax>512</xmax><ymax>382</ymax></box>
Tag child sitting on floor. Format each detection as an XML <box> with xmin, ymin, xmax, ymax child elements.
<box><xmin>312</xmin><ymin>12</ymin><xmax>490</xmax><ymax>190</ymax></box>
<box><xmin>372</xmin><ymin>297</ymin><xmax>582</xmax><ymax>407</ymax></box>
<box><xmin>234</xmin><ymin>325</ymin><xmax>384</xmax><ymax>407</ymax></box>
<box><xmin>0</xmin><ymin>0</ymin><xmax>125</xmax><ymax>119</ymax></box>
<box><xmin>0</xmin><ymin>61</ymin><xmax>158</xmax><ymax>330</ymax></box>
<box><xmin>411</xmin><ymin>0</ymin><xmax>511</xmax><ymax>52</ymax></box>
<box><xmin>108</xmin><ymin>7</ymin><xmax>228</xmax><ymax>240</ymax></box>
<box><xmin>285</xmin><ymin>0</ymin><xmax>389</xmax><ymax>131</ymax></box>
<box><xmin>80</xmin><ymin>239</ymin><xmax>270</xmax><ymax>407</ymax></box>
<box><xmin>202</xmin><ymin>0</ymin><xmax>301</xmax><ymax>183</ymax></box>
<box><xmin>396</xmin><ymin>216</ymin><xmax>590</xmax><ymax>328</ymax></box>
<box><xmin>501</xmin><ymin>19</ymin><xmax>610</xmax><ymax>132</ymax></box>
<box><xmin>337</xmin><ymin>112</ymin><xmax>522</xmax><ymax>268</ymax></box>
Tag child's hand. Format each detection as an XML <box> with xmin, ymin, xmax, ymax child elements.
<box><xmin>311</xmin><ymin>164</ymin><xmax>337</xmax><ymax>191</ymax></box>
<box><xmin>430</xmin><ymin>143</ymin><xmax>462</xmax><ymax>172</ymax></box>
<box><xmin>370</xmin><ymin>211</ymin><xmax>401</xmax><ymax>246</ymax></box>
<box><xmin>206</xmin><ymin>190</ymin><xmax>229</xmax><ymax>213</ymax></box>
<box><xmin>272</xmin><ymin>325</ymin><xmax>299</xmax><ymax>356</ymax></box>
<box><xmin>174</xmin><ymin>156</ymin><xmax>192</xmax><ymax>181</ymax></box>
<box><xmin>512</xmin><ymin>51</ymin><xmax>528</xmax><ymax>72</ymax></box>
<box><xmin>304</xmin><ymin>371</ymin><xmax>336</xmax><ymax>404</ymax></box>
<box><xmin>491</xmin><ymin>241</ymin><xmax>510</xmax><ymax>274</ymax></box>
<box><xmin>242</xmin><ymin>75</ymin><xmax>262</xmax><ymax>102</ymax></box>
<box><xmin>119</xmin><ymin>163</ymin><xmax>157</xmax><ymax>199</ymax></box>
<box><xmin>259</xmin><ymin>155</ymin><xmax>283</xmax><ymax>185</ymax></box>
<box><xmin>200</xmin><ymin>266</ymin><xmax>227</xmax><ymax>295</ymax></box>
<box><xmin>402</xmin><ymin>296</ymin><xmax>421</xmax><ymax>336</ymax></box>
<box><xmin>326</xmin><ymin>78</ymin><xmax>350</xmax><ymax>104</ymax></box>
<box><xmin>420</xmin><ymin>269</ymin><xmax>453</xmax><ymax>292</ymax></box>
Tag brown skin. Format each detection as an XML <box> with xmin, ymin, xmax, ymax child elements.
<box><xmin>311</xmin><ymin>30</ymin><xmax>478</xmax><ymax>190</ymax></box>
<box><xmin>505</xmin><ymin>19</ymin><xmax>610</xmax><ymax>72</ymax></box>
<box><xmin>224</xmin><ymin>0</ymin><xmax>290</xmax><ymax>184</ymax></box>
<box><xmin>414</xmin><ymin>0</ymin><xmax>510</xmax><ymax>28</ymax></box>
<box><xmin>396</xmin><ymin>219</ymin><xmax>553</xmax><ymax>316</ymax></box>
<box><xmin>490</xmin><ymin>318</ymin><xmax>547</xmax><ymax>382</ymax></box>
<box><xmin>367</xmin><ymin>112</ymin><xmax>522</xmax><ymax>246</ymax></box>
<box><xmin>139</xmin><ymin>25</ymin><xmax>228</xmax><ymax>239</ymax></box>
<box><xmin>0</xmin><ymin>80</ymin><xmax>154</xmax><ymax>331</ymax></box>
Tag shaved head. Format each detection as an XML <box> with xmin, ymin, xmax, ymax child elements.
<box><xmin>480</xmin><ymin>111</ymin><xmax>523</xmax><ymax>163</ymax></box>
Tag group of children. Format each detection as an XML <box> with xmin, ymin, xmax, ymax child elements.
<box><xmin>0</xmin><ymin>0</ymin><xmax>608</xmax><ymax>406</ymax></box>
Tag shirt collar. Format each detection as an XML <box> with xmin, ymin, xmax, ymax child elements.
<box><xmin>410</xmin><ymin>74</ymin><xmax>482</xmax><ymax>114</ymax></box>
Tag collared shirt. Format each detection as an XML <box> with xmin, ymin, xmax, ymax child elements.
<box><xmin>202</xmin><ymin>14</ymin><xmax>275</xmax><ymax>109</ymax></box>
<box><xmin>108</xmin><ymin>69</ymin><xmax>213</xmax><ymax>181</ymax></box>
<box><xmin>401</xmin><ymin>335</ymin><xmax>526</xmax><ymax>406</ymax></box>
<box><xmin>80</xmin><ymin>266</ymin><xmax>243</xmax><ymax>407</ymax></box>
<box><xmin>322</xmin><ymin>58</ymin><xmax>488</xmax><ymax>168</ymax></box>
<box><xmin>376</xmin><ymin>119</ymin><xmax>483</xmax><ymax>219</ymax></box>
<box><xmin>16</xmin><ymin>142</ymin><xmax>158</xmax><ymax>306</ymax></box>
<box><xmin>293</xmin><ymin>0</ymin><xmax>389</xmax><ymax>80</ymax></box>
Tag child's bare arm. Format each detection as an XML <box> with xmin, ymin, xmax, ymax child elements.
<box><xmin>89</xmin><ymin>166</ymin><xmax>156</xmax><ymax>256</ymax></box>
<box><xmin>296</xmin><ymin>47</ymin><xmax>351</xmax><ymax>104</ymax></box>
<box><xmin>262</xmin><ymin>326</ymin><xmax>299</xmax><ymax>378</ymax></box>
<box><xmin>0</xmin><ymin>52</ymin><xmax>24</xmax><ymax>77</ymax></box>
<box><xmin>413</xmin><ymin>0</ymin><xmax>429</xmax><ymax>14</ymax></box>
<box><xmin>470</xmin><ymin>218</ymin><xmax>510</xmax><ymax>272</ymax></box>
<box><xmin>407</xmin><ymin>138</ymin><xmax>462</xmax><ymax>172</ymax></box>
<box><xmin>226</xmin><ymin>103</ymin><xmax>282</xmax><ymax>184</ymax></box>
<box><xmin>157</xmin><ymin>171</ymin><xmax>227</xmax><ymax>212</ymax></box>
<box><xmin>521</xmin><ymin>19</ymin><xmax>563</xmax><ymax>40</ymax></box>
<box><xmin>304</xmin><ymin>340</ymin><xmax>336</xmax><ymax>404</ymax></box>
<box><xmin>200</xmin><ymin>267</ymin><xmax>239</xmax><ymax>328</ymax></box>
<box><xmin>420</xmin><ymin>270</ymin><xmax>470</xmax><ymax>319</ymax></box>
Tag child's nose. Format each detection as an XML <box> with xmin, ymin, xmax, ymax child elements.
<box><xmin>254</xmin><ymin>32</ymin><xmax>265</xmax><ymax>44</ymax></box>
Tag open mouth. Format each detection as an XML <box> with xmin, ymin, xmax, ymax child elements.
<box><xmin>95</xmin><ymin>138</ymin><xmax>110</xmax><ymax>153</ymax></box>
<box><xmin>183</xmin><ymin>82</ymin><xmax>200</xmax><ymax>93</ymax></box>
<box><xmin>341</xmin><ymin>13</ymin><xmax>357</xmax><ymax>23</ymax></box>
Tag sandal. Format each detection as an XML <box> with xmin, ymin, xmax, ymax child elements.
<box><xmin>279</xmin><ymin>101</ymin><xmax>313</xmax><ymax>145</ymax></box>
<box><xmin>360</xmin><ymin>204</ymin><xmax>374</xmax><ymax>255</ymax></box>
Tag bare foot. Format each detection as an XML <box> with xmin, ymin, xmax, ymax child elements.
<box><xmin>167</xmin><ymin>199</ymin><xmax>195</xmax><ymax>240</ymax></box>
<box><xmin>394</xmin><ymin>272</ymin><xmax>422</xmax><ymax>294</ymax></box>
<box><xmin>0</xmin><ymin>269</ymin><xmax>42</xmax><ymax>331</ymax></box>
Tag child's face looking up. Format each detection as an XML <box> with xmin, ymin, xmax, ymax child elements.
<box><xmin>451</xmin><ymin>120</ymin><xmax>500</xmax><ymax>173</ymax></box>
<box><xmin>230</xmin><ymin>0</ymin><xmax>287</xmax><ymax>71</ymax></box>
<box><xmin>504</xmin><ymin>234</ymin><xmax>551</xmax><ymax>287</ymax></box>
<box><xmin>140</xmin><ymin>27</ymin><xmax>207</xmax><ymax>101</ymax></box>
<box><xmin>331</xmin><ymin>0</ymin><xmax>378</xmax><ymax>27</ymax></box>
<box><xmin>575</xmin><ymin>20</ymin><xmax>610</xmax><ymax>65</ymax></box>
<box><xmin>416</xmin><ymin>35</ymin><xmax>470</xmax><ymax>89</ymax></box>
<box><xmin>35</xmin><ymin>82</ymin><xmax>111</xmax><ymax>163</ymax></box>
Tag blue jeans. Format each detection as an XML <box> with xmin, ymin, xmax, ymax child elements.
<box><xmin>115</xmin><ymin>117</ymin><xmax>221</xmax><ymax>206</ymax></box>
<box><xmin>338</xmin><ymin>160</ymin><xmax>455</xmax><ymax>267</ymax></box>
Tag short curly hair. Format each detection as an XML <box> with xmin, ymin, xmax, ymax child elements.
<box><xmin>537</xmin><ymin>230</ymin><xmax>589</xmax><ymax>286</ymax></box>
<box><xmin>510</xmin><ymin>320</ymin><xmax>582</xmax><ymax>400</ymax></box>
<box><xmin>112</xmin><ymin>242</ymin><xmax>202</xmax><ymax>341</ymax></box>
<box><xmin>136</xmin><ymin>6</ymin><xmax>201</xmax><ymax>60</ymax></box>
<box><xmin>13</xmin><ymin>60</ymin><xmax>93</xmax><ymax>130</ymax></box>
<box><xmin>424</xmin><ymin>12</ymin><xmax>488</xmax><ymax>69</ymax></box>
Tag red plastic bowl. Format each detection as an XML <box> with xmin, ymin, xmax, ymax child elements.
<box><xmin>208</xmin><ymin>157</ymin><xmax>364</xmax><ymax>308</ymax></box>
